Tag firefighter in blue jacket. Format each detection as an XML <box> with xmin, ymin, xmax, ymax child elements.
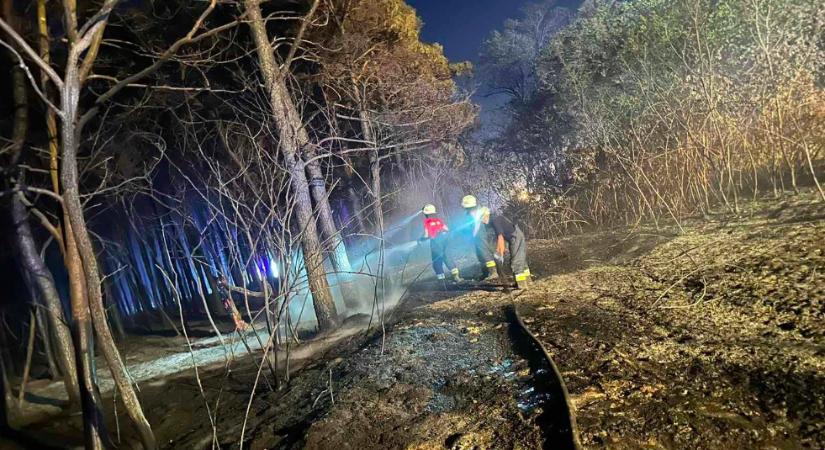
<box><xmin>461</xmin><ymin>195</ymin><xmax>499</xmax><ymax>280</ymax></box>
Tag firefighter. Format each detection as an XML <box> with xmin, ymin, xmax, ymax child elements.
<box><xmin>461</xmin><ymin>195</ymin><xmax>498</xmax><ymax>280</ymax></box>
<box><xmin>477</xmin><ymin>207</ymin><xmax>532</xmax><ymax>289</ymax></box>
<box><xmin>419</xmin><ymin>204</ymin><xmax>462</xmax><ymax>282</ymax></box>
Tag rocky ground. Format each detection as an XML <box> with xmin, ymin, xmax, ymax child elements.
<box><xmin>12</xmin><ymin>192</ymin><xmax>824</xmax><ymax>449</ymax></box>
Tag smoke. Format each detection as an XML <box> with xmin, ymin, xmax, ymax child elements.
<box><xmin>283</xmin><ymin>180</ymin><xmax>479</xmax><ymax>329</ymax></box>
<box><xmin>346</xmin><ymin>237</ymin><xmax>431</xmax><ymax>316</ymax></box>
<box><xmin>277</xmin><ymin>234</ymin><xmax>431</xmax><ymax>330</ymax></box>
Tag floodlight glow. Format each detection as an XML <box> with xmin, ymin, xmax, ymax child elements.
<box><xmin>471</xmin><ymin>209</ymin><xmax>485</xmax><ymax>236</ymax></box>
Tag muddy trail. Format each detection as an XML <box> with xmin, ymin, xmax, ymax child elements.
<box><xmin>15</xmin><ymin>193</ymin><xmax>825</xmax><ymax>449</ymax></box>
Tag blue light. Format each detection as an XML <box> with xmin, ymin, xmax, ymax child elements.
<box><xmin>266</xmin><ymin>251</ymin><xmax>280</xmax><ymax>278</ymax></box>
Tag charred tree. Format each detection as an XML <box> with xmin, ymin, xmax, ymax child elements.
<box><xmin>243</xmin><ymin>0</ymin><xmax>339</xmax><ymax>331</ymax></box>
<box><xmin>2</xmin><ymin>0</ymin><xmax>80</xmax><ymax>407</ymax></box>
<box><xmin>9</xmin><ymin>201</ymin><xmax>80</xmax><ymax>404</ymax></box>
<box><xmin>360</xmin><ymin>108</ymin><xmax>384</xmax><ymax>231</ymax></box>
<box><xmin>343</xmin><ymin>157</ymin><xmax>367</xmax><ymax>234</ymax></box>
<box><xmin>304</xmin><ymin>148</ymin><xmax>362</xmax><ymax>309</ymax></box>
<box><xmin>1</xmin><ymin>1</ymin><xmax>156</xmax><ymax>447</ymax></box>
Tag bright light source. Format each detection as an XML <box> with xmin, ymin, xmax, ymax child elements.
<box><xmin>269</xmin><ymin>261</ymin><xmax>279</xmax><ymax>278</ymax></box>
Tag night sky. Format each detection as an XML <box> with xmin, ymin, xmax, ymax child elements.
<box><xmin>407</xmin><ymin>0</ymin><xmax>582</xmax><ymax>63</ymax></box>
<box><xmin>406</xmin><ymin>0</ymin><xmax>582</xmax><ymax>136</ymax></box>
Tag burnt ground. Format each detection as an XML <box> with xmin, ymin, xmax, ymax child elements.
<box><xmin>182</xmin><ymin>289</ymin><xmax>548</xmax><ymax>450</ymax></box>
<box><xmin>10</xmin><ymin>192</ymin><xmax>825</xmax><ymax>449</ymax></box>
<box><xmin>519</xmin><ymin>193</ymin><xmax>825</xmax><ymax>448</ymax></box>
<box><xmin>15</xmin><ymin>284</ymin><xmax>547</xmax><ymax>450</ymax></box>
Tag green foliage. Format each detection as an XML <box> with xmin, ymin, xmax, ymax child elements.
<box><xmin>310</xmin><ymin>0</ymin><xmax>476</xmax><ymax>158</ymax></box>
<box><xmin>480</xmin><ymin>0</ymin><xmax>825</xmax><ymax>235</ymax></box>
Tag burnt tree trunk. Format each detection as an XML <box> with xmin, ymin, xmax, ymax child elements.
<box><xmin>59</xmin><ymin>28</ymin><xmax>156</xmax><ymax>449</ymax></box>
<box><xmin>34</xmin><ymin>306</ymin><xmax>58</xmax><ymax>379</ymax></box>
<box><xmin>17</xmin><ymin>311</ymin><xmax>36</xmax><ymax>406</ymax></box>
<box><xmin>0</xmin><ymin>337</ymin><xmax>9</xmax><ymax>430</ymax></box>
<box><xmin>359</xmin><ymin>109</ymin><xmax>384</xmax><ymax>232</ymax></box>
<box><xmin>2</xmin><ymin>4</ymin><xmax>80</xmax><ymax>404</ymax></box>
<box><xmin>64</xmin><ymin>220</ymin><xmax>106</xmax><ymax>449</ymax></box>
<box><xmin>244</xmin><ymin>0</ymin><xmax>339</xmax><ymax>331</ymax></box>
<box><xmin>347</xmin><ymin>181</ymin><xmax>367</xmax><ymax>235</ymax></box>
<box><xmin>370</xmin><ymin>152</ymin><xmax>383</xmax><ymax>234</ymax></box>
<box><xmin>10</xmin><ymin>200</ymin><xmax>80</xmax><ymax>403</ymax></box>
<box><xmin>201</xmin><ymin>261</ymin><xmax>231</xmax><ymax>319</ymax></box>
<box><xmin>304</xmin><ymin>149</ymin><xmax>362</xmax><ymax>309</ymax></box>
<box><xmin>340</xmin><ymin>155</ymin><xmax>367</xmax><ymax>235</ymax></box>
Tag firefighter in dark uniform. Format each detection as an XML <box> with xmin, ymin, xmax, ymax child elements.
<box><xmin>477</xmin><ymin>207</ymin><xmax>531</xmax><ymax>289</ymax></box>
<box><xmin>419</xmin><ymin>204</ymin><xmax>462</xmax><ymax>281</ymax></box>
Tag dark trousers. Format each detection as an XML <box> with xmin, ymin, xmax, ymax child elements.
<box><xmin>474</xmin><ymin>224</ymin><xmax>497</xmax><ymax>275</ymax></box>
<box><xmin>509</xmin><ymin>226</ymin><xmax>529</xmax><ymax>278</ymax></box>
<box><xmin>430</xmin><ymin>233</ymin><xmax>455</xmax><ymax>275</ymax></box>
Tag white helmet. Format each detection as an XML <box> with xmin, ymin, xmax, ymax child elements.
<box><xmin>422</xmin><ymin>204</ymin><xmax>437</xmax><ymax>215</ymax></box>
<box><xmin>461</xmin><ymin>195</ymin><xmax>478</xmax><ymax>208</ymax></box>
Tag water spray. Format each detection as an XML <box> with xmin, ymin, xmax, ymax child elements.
<box><xmin>384</xmin><ymin>240</ymin><xmax>419</xmax><ymax>256</ymax></box>
<box><xmin>381</xmin><ymin>211</ymin><xmax>423</xmax><ymax>242</ymax></box>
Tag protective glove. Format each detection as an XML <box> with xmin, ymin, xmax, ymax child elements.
<box><xmin>494</xmin><ymin>253</ymin><xmax>505</xmax><ymax>263</ymax></box>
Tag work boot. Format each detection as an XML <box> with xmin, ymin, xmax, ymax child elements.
<box><xmin>475</xmin><ymin>271</ymin><xmax>497</xmax><ymax>282</ymax></box>
<box><xmin>481</xmin><ymin>261</ymin><xmax>499</xmax><ymax>281</ymax></box>
<box><xmin>483</xmin><ymin>269</ymin><xmax>500</xmax><ymax>281</ymax></box>
<box><xmin>514</xmin><ymin>271</ymin><xmax>530</xmax><ymax>290</ymax></box>
<box><xmin>451</xmin><ymin>268</ymin><xmax>463</xmax><ymax>282</ymax></box>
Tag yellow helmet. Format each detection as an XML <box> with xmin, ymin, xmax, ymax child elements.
<box><xmin>461</xmin><ymin>195</ymin><xmax>478</xmax><ymax>208</ymax></box>
<box><xmin>422</xmin><ymin>204</ymin><xmax>437</xmax><ymax>215</ymax></box>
